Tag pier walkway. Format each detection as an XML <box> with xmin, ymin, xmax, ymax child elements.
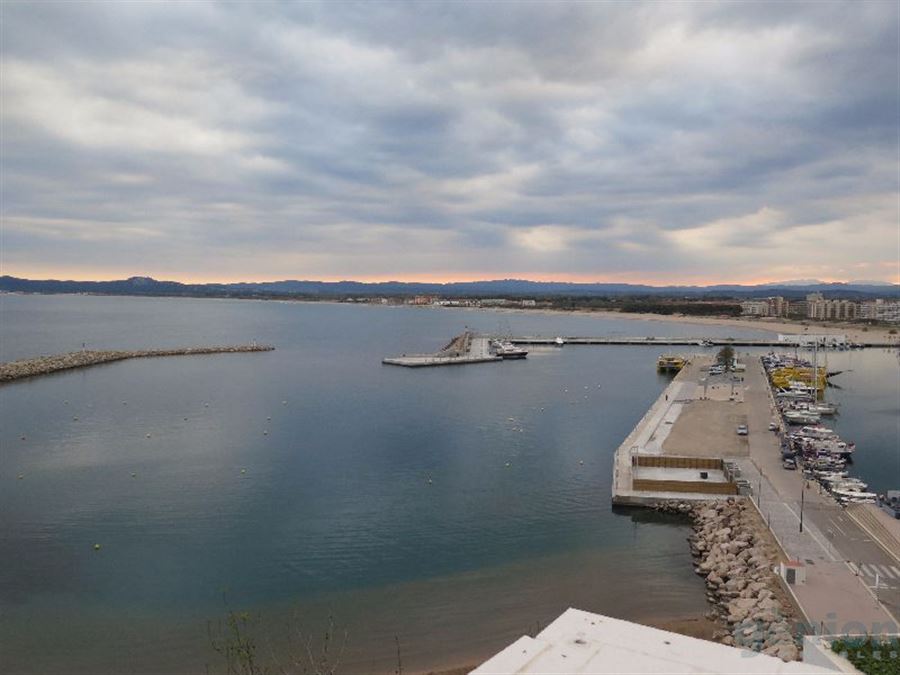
<box><xmin>382</xmin><ymin>333</ymin><xmax>501</xmax><ymax>367</ymax></box>
<box><xmin>510</xmin><ymin>336</ymin><xmax>893</xmax><ymax>348</ymax></box>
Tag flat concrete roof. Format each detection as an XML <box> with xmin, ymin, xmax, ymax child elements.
<box><xmin>471</xmin><ymin>608</ymin><xmax>836</xmax><ymax>674</ymax></box>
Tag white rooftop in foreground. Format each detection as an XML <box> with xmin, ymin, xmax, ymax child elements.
<box><xmin>470</xmin><ymin>609</ymin><xmax>839</xmax><ymax>674</ymax></box>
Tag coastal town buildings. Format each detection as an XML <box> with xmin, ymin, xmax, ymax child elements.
<box><xmin>860</xmin><ymin>298</ymin><xmax>900</xmax><ymax>323</ymax></box>
<box><xmin>740</xmin><ymin>296</ymin><xmax>790</xmax><ymax>318</ymax></box>
<box><xmin>806</xmin><ymin>293</ymin><xmax>858</xmax><ymax>321</ymax></box>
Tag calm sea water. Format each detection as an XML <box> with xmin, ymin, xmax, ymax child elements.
<box><xmin>1</xmin><ymin>295</ymin><xmax>897</xmax><ymax>674</ymax></box>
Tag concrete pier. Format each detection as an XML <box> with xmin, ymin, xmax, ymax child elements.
<box><xmin>0</xmin><ymin>344</ymin><xmax>275</xmax><ymax>383</ymax></box>
<box><xmin>612</xmin><ymin>351</ymin><xmax>899</xmax><ymax>631</ymax></box>
<box><xmin>382</xmin><ymin>332</ymin><xmax>502</xmax><ymax>367</ymax></box>
<box><xmin>512</xmin><ymin>335</ymin><xmax>893</xmax><ymax>348</ymax></box>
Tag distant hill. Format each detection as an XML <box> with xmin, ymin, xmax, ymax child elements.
<box><xmin>1</xmin><ymin>275</ymin><xmax>897</xmax><ymax>299</ymax></box>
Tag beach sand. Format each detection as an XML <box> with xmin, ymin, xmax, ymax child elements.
<box><xmin>478</xmin><ymin>306</ymin><xmax>899</xmax><ymax>344</ymax></box>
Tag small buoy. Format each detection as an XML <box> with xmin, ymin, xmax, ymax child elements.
<box><xmin>73</xmin><ymin>416</ymin><xmax>79</xmax><ymax>421</ymax></box>
<box><xmin>505</xmin><ymin>461</ymin><xmax>511</xmax><ymax>467</ymax></box>
<box><xmin>579</xmin><ymin>460</ymin><xmax>584</xmax><ymax>465</ymax></box>
<box><xmin>241</xmin><ymin>468</ymin><xmax>246</xmax><ymax>474</ymax></box>
<box><xmin>122</xmin><ymin>401</ymin><xmax>127</xmax><ymax>406</ymax></box>
<box><xmin>204</xmin><ymin>403</ymin><xmax>209</xmax><ymax>408</ymax></box>
<box><xmin>266</xmin><ymin>416</ymin><xmax>271</xmax><ymax>421</ymax></box>
<box><xmin>184</xmin><ymin>417</ymin><xmax>188</xmax><ymax>421</ymax></box>
<box><xmin>263</xmin><ymin>430</ymin><xmax>268</xmax><ymax>435</ymax></box>
<box><xmin>282</xmin><ymin>400</ymin><xmax>287</xmax><ymax>405</ymax></box>
<box><xmin>64</xmin><ymin>400</ymin><xmax>69</xmax><ymax>405</ymax></box>
<box><xmin>20</xmin><ymin>435</ymin><xmax>26</xmax><ymax>441</ymax></box>
<box><xmin>145</xmin><ymin>433</ymin><xmax>151</xmax><ymax>438</ymax></box>
<box><xmin>17</xmin><ymin>474</ymin><xmax>24</xmax><ymax>480</ymax></box>
<box><xmin>427</xmin><ymin>478</ymin><xmax>433</xmax><ymax>485</ymax></box>
<box><xmin>93</xmin><ymin>543</ymin><xmax>101</xmax><ymax>551</ymax></box>
<box><xmin>131</xmin><ymin>472</ymin><xmax>136</xmax><ymax>478</ymax></box>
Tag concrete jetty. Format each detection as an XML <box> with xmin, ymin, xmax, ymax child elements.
<box><xmin>0</xmin><ymin>344</ymin><xmax>275</xmax><ymax>383</ymax></box>
<box><xmin>512</xmin><ymin>335</ymin><xmax>893</xmax><ymax>347</ymax></box>
<box><xmin>612</xmin><ymin>351</ymin><xmax>898</xmax><ymax>640</ymax></box>
<box><xmin>382</xmin><ymin>331</ymin><xmax>502</xmax><ymax>367</ymax></box>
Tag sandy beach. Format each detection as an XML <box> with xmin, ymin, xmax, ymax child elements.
<box><xmin>474</xmin><ymin>306</ymin><xmax>900</xmax><ymax>344</ymax></box>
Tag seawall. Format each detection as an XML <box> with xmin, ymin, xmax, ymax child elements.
<box><xmin>0</xmin><ymin>345</ymin><xmax>275</xmax><ymax>383</ymax></box>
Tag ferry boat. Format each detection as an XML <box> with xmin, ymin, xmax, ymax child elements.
<box><xmin>491</xmin><ymin>340</ymin><xmax>528</xmax><ymax>359</ymax></box>
<box><xmin>657</xmin><ymin>355</ymin><xmax>686</xmax><ymax>372</ymax></box>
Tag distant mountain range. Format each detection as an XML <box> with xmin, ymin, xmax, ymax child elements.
<box><xmin>1</xmin><ymin>275</ymin><xmax>897</xmax><ymax>299</ymax></box>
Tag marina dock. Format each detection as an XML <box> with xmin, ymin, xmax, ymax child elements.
<box><xmin>611</xmin><ymin>350</ymin><xmax>900</xmax><ymax>632</ymax></box>
<box><xmin>0</xmin><ymin>344</ymin><xmax>275</xmax><ymax>383</ymax></box>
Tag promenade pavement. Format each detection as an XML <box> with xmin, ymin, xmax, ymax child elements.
<box><xmin>738</xmin><ymin>354</ymin><xmax>898</xmax><ymax>632</ymax></box>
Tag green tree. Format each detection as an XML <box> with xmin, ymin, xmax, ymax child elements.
<box><xmin>717</xmin><ymin>345</ymin><xmax>735</xmax><ymax>369</ymax></box>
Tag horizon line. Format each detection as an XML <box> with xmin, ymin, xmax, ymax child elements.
<box><xmin>2</xmin><ymin>272</ymin><xmax>898</xmax><ymax>288</ymax></box>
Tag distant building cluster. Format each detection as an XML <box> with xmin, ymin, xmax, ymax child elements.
<box><xmin>741</xmin><ymin>293</ymin><xmax>900</xmax><ymax>323</ymax></box>
<box><xmin>341</xmin><ymin>295</ymin><xmax>539</xmax><ymax>309</ymax></box>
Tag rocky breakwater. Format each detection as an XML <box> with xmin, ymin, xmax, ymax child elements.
<box><xmin>656</xmin><ymin>498</ymin><xmax>800</xmax><ymax>662</ymax></box>
<box><xmin>0</xmin><ymin>345</ymin><xmax>275</xmax><ymax>383</ymax></box>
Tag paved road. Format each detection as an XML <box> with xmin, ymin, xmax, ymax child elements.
<box><xmin>738</xmin><ymin>353</ymin><xmax>899</xmax><ymax>632</ymax></box>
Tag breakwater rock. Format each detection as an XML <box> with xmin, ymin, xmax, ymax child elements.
<box><xmin>0</xmin><ymin>345</ymin><xmax>275</xmax><ymax>383</ymax></box>
<box><xmin>655</xmin><ymin>498</ymin><xmax>800</xmax><ymax>661</ymax></box>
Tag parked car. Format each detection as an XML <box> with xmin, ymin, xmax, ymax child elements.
<box><xmin>736</xmin><ymin>424</ymin><xmax>749</xmax><ymax>436</ymax></box>
<box><xmin>783</xmin><ymin>458</ymin><xmax>797</xmax><ymax>470</ymax></box>
<box><xmin>768</xmin><ymin>421</ymin><xmax>778</xmax><ymax>431</ymax></box>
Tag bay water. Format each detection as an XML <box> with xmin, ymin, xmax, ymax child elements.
<box><xmin>1</xmin><ymin>295</ymin><xmax>897</xmax><ymax>673</ymax></box>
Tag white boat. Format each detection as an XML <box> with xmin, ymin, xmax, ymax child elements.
<box><xmin>491</xmin><ymin>340</ymin><xmax>528</xmax><ymax>359</ymax></box>
<box><xmin>776</xmin><ymin>389</ymin><xmax>813</xmax><ymax>400</ymax></box>
<box><xmin>792</xmin><ymin>401</ymin><xmax>838</xmax><ymax>416</ymax></box>
<box><xmin>796</xmin><ymin>426</ymin><xmax>836</xmax><ymax>439</ymax></box>
<box><xmin>784</xmin><ymin>410</ymin><xmax>820</xmax><ymax>424</ymax></box>
<box><xmin>833</xmin><ymin>488</ymin><xmax>877</xmax><ymax>504</ymax></box>
<box><xmin>554</xmin><ymin>337</ymin><xmax>565</xmax><ymax>346</ymax></box>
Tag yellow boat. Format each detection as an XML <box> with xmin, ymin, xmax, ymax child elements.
<box><xmin>657</xmin><ymin>355</ymin><xmax>686</xmax><ymax>372</ymax></box>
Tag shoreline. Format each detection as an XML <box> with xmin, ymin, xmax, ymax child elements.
<box><xmin>5</xmin><ymin>291</ymin><xmax>898</xmax><ymax>345</ymax></box>
<box><xmin>464</xmin><ymin>305</ymin><xmax>899</xmax><ymax>344</ymax></box>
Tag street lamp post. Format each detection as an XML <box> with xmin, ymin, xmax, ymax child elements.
<box><xmin>800</xmin><ymin>485</ymin><xmax>805</xmax><ymax>533</ymax></box>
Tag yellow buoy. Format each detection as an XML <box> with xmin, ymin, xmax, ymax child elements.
<box><xmin>93</xmin><ymin>544</ymin><xmax>101</xmax><ymax>551</ymax></box>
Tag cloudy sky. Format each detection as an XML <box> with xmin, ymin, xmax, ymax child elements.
<box><xmin>2</xmin><ymin>1</ymin><xmax>898</xmax><ymax>284</ymax></box>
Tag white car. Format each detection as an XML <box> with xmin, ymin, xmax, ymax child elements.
<box><xmin>736</xmin><ymin>425</ymin><xmax>749</xmax><ymax>436</ymax></box>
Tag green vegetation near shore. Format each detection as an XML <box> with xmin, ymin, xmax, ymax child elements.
<box><xmin>830</xmin><ymin>637</ymin><xmax>900</xmax><ymax>675</ymax></box>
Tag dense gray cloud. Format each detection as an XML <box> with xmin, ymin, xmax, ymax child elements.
<box><xmin>1</xmin><ymin>0</ymin><xmax>898</xmax><ymax>283</ymax></box>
